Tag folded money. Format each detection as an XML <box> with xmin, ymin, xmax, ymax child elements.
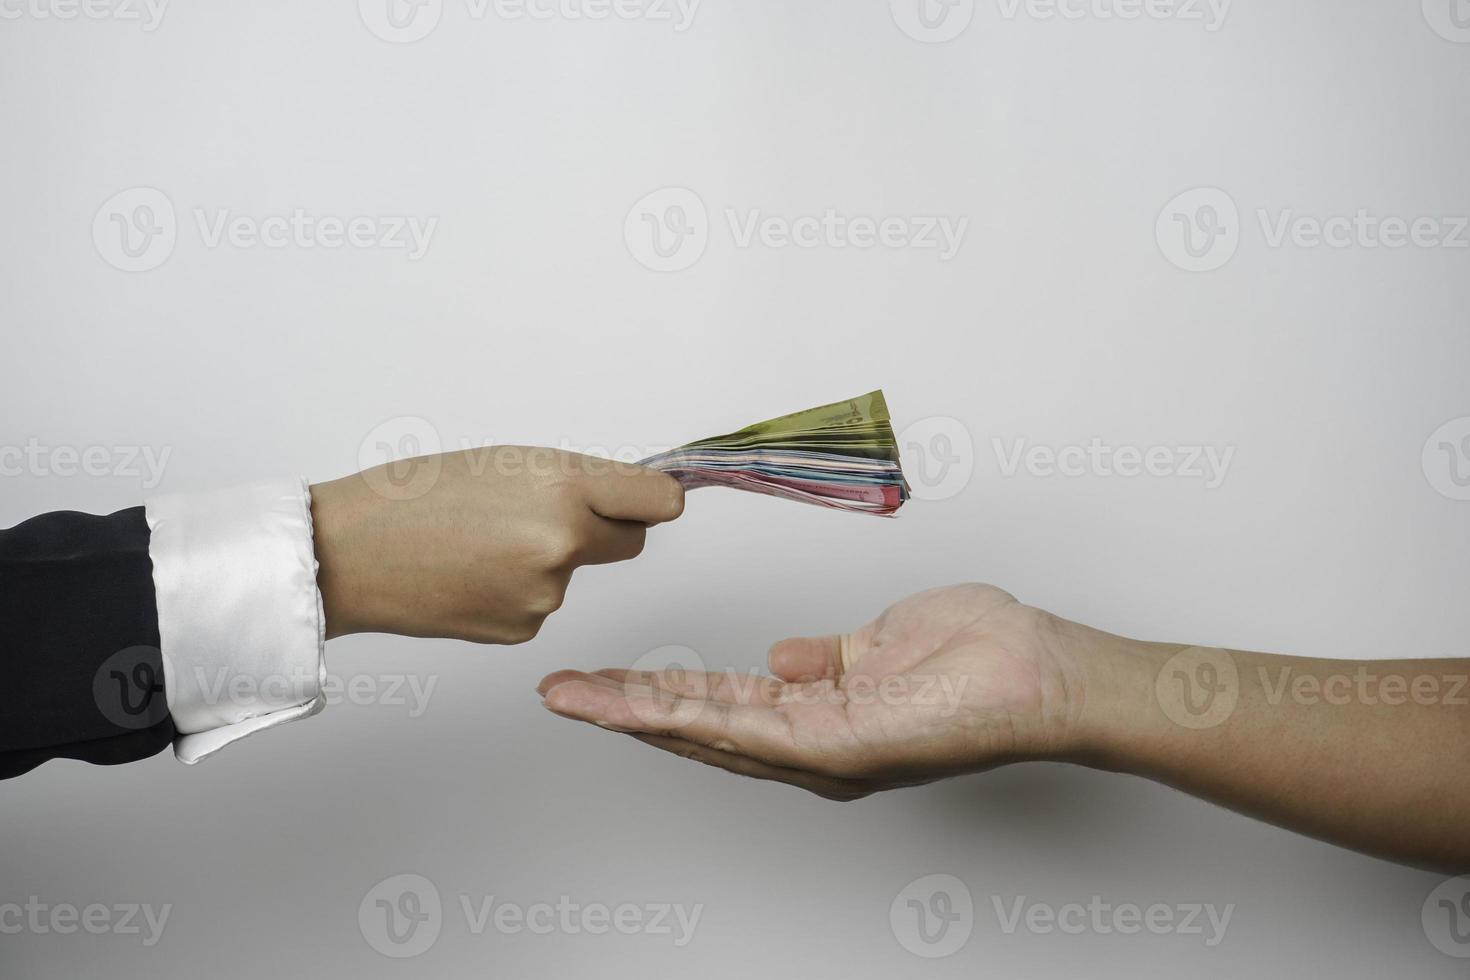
<box><xmin>642</xmin><ymin>390</ymin><xmax>911</xmax><ymax>516</ymax></box>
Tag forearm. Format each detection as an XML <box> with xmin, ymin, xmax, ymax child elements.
<box><xmin>0</xmin><ymin>507</ymin><xmax>174</xmax><ymax>778</ymax></box>
<box><xmin>1069</xmin><ymin>629</ymin><xmax>1470</xmax><ymax>871</ymax></box>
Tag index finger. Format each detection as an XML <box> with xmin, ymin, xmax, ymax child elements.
<box><xmin>542</xmin><ymin>678</ymin><xmax>833</xmax><ymax>773</ymax></box>
<box><xmin>581</xmin><ymin>462</ymin><xmax>686</xmax><ymax>525</ymax></box>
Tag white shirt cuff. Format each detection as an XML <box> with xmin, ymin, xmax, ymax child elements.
<box><xmin>144</xmin><ymin>478</ymin><xmax>327</xmax><ymax>765</ymax></box>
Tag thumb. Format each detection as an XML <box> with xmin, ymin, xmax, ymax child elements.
<box><xmin>767</xmin><ymin>634</ymin><xmax>851</xmax><ymax>682</ymax></box>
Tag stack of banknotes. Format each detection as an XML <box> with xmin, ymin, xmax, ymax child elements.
<box><xmin>642</xmin><ymin>390</ymin><xmax>911</xmax><ymax>516</ymax></box>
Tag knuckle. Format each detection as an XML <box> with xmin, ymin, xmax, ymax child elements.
<box><xmin>505</xmin><ymin>617</ymin><xmax>545</xmax><ymax>645</ymax></box>
<box><xmin>531</xmin><ymin>580</ymin><xmax>567</xmax><ymax>616</ymax></box>
<box><xmin>536</xmin><ymin>527</ymin><xmax>583</xmax><ymax>567</ymax></box>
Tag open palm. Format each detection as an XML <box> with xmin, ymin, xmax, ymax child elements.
<box><xmin>538</xmin><ymin>584</ymin><xmax>1092</xmax><ymax>800</ymax></box>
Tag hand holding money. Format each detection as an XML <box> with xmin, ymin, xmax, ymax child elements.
<box><xmin>311</xmin><ymin>447</ymin><xmax>685</xmax><ymax>644</ymax></box>
<box><xmin>311</xmin><ymin>392</ymin><xmax>906</xmax><ymax>644</ymax></box>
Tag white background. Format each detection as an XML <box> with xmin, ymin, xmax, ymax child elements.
<box><xmin>2</xmin><ymin>0</ymin><xmax>1469</xmax><ymax>975</ymax></box>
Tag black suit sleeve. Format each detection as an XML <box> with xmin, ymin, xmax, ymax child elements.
<box><xmin>0</xmin><ymin>506</ymin><xmax>174</xmax><ymax>780</ymax></box>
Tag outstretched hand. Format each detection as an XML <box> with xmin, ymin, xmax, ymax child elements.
<box><xmin>538</xmin><ymin>584</ymin><xmax>1101</xmax><ymax>800</ymax></box>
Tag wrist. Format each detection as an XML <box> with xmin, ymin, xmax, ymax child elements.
<box><xmin>1047</xmin><ymin>619</ymin><xmax>1181</xmax><ymax>772</ymax></box>
<box><xmin>310</xmin><ymin>477</ymin><xmax>373</xmax><ymax>639</ymax></box>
